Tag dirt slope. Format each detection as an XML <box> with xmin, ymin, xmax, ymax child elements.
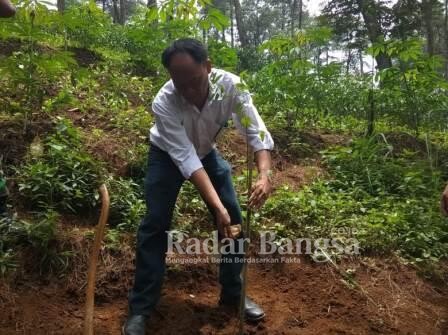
<box><xmin>1</xmin><ymin>129</ymin><xmax>447</xmax><ymax>334</ymax></box>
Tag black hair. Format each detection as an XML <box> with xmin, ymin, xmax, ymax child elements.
<box><xmin>161</xmin><ymin>38</ymin><xmax>208</xmax><ymax>68</ymax></box>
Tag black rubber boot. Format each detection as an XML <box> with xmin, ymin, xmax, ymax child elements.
<box><xmin>219</xmin><ymin>295</ymin><xmax>265</xmax><ymax>322</ymax></box>
<box><xmin>121</xmin><ymin>315</ymin><xmax>148</xmax><ymax>335</ymax></box>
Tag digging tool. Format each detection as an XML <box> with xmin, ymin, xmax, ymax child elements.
<box><xmin>230</xmin><ymin>224</ymin><xmax>242</xmax><ymax>239</ymax></box>
<box><xmin>84</xmin><ymin>184</ymin><xmax>110</xmax><ymax>335</ymax></box>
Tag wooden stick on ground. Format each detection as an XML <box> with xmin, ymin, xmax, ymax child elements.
<box><xmin>84</xmin><ymin>184</ymin><xmax>110</xmax><ymax>335</ymax></box>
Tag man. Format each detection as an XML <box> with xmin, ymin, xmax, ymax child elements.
<box><xmin>123</xmin><ymin>38</ymin><xmax>274</xmax><ymax>335</ymax></box>
<box><xmin>0</xmin><ymin>0</ymin><xmax>15</xmax><ymax>17</ymax></box>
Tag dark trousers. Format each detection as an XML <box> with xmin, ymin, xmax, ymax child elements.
<box><xmin>128</xmin><ymin>144</ymin><xmax>244</xmax><ymax>316</ymax></box>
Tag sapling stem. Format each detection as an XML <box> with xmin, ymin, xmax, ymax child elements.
<box><xmin>239</xmin><ymin>128</ymin><xmax>253</xmax><ymax>335</ymax></box>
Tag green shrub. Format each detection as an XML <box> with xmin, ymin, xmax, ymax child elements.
<box><xmin>322</xmin><ymin>135</ymin><xmax>440</xmax><ymax>198</ymax></box>
<box><xmin>126</xmin><ymin>143</ymin><xmax>149</xmax><ymax>187</ymax></box>
<box><xmin>258</xmin><ymin>137</ymin><xmax>448</xmax><ymax>263</ymax></box>
<box><xmin>208</xmin><ymin>40</ymin><xmax>238</xmax><ymax>72</ymax></box>
<box><xmin>112</xmin><ymin>106</ymin><xmax>153</xmax><ymax>137</ymax></box>
<box><xmin>0</xmin><ymin>211</ymin><xmax>72</xmax><ymax>274</ymax></box>
<box><xmin>259</xmin><ymin>182</ymin><xmax>448</xmax><ymax>262</ymax></box>
<box><xmin>259</xmin><ymin>182</ymin><xmax>365</xmax><ymax>240</ymax></box>
<box><xmin>17</xmin><ymin>118</ymin><xmax>101</xmax><ymax>213</ymax></box>
<box><xmin>107</xmin><ymin>176</ymin><xmax>145</xmax><ymax>231</ymax></box>
<box><xmin>0</xmin><ymin>248</ymin><xmax>17</xmax><ymax>277</ymax></box>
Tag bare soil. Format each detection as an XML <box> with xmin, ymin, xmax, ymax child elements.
<box><xmin>1</xmin><ymin>252</ymin><xmax>447</xmax><ymax>334</ymax></box>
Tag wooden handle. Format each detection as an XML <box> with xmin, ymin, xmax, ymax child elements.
<box><xmin>84</xmin><ymin>184</ymin><xmax>110</xmax><ymax>335</ymax></box>
<box><xmin>230</xmin><ymin>224</ymin><xmax>242</xmax><ymax>239</ymax></box>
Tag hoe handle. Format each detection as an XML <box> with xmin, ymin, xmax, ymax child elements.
<box><xmin>84</xmin><ymin>184</ymin><xmax>110</xmax><ymax>335</ymax></box>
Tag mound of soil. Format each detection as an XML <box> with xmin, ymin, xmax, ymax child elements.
<box><xmin>0</xmin><ymin>117</ymin><xmax>53</xmax><ymax>171</ymax></box>
<box><xmin>218</xmin><ymin>129</ymin><xmax>326</xmax><ymax>190</ymax></box>
<box><xmin>68</xmin><ymin>47</ymin><xmax>102</xmax><ymax>67</ymax></box>
<box><xmin>0</xmin><ymin>38</ymin><xmax>102</xmax><ymax>64</ymax></box>
<box><xmin>269</xmin><ymin>129</ymin><xmax>349</xmax><ymax>162</ymax></box>
<box><xmin>126</xmin><ymin>59</ymin><xmax>159</xmax><ymax>78</ymax></box>
<box><xmin>0</xmin><ymin>38</ymin><xmax>22</xmax><ymax>57</ymax></box>
<box><xmin>383</xmin><ymin>132</ymin><xmax>429</xmax><ymax>157</ymax></box>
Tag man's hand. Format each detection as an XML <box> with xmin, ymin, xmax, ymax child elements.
<box><xmin>249</xmin><ymin>174</ymin><xmax>272</xmax><ymax>210</ymax></box>
<box><xmin>215</xmin><ymin>206</ymin><xmax>232</xmax><ymax>239</ymax></box>
<box><xmin>441</xmin><ymin>184</ymin><xmax>448</xmax><ymax>217</ymax></box>
<box><xmin>250</xmin><ymin>150</ymin><xmax>273</xmax><ymax>210</ymax></box>
<box><xmin>190</xmin><ymin>168</ymin><xmax>233</xmax><ymax>239</ymax></box>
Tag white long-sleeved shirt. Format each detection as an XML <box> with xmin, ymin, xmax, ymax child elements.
<box><xmin>149</xmin><ymin>68</ymin><xmax>274</xmax><ymax>179</ymax></box>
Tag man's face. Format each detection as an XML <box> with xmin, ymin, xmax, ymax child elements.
<box><xmin>168</xmin><ymin>52</ymin><xmax>211</xmax><ymax>108</ymax></box>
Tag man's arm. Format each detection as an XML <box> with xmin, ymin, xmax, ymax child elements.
<box><xmin>0</xmin><ymin>0</ymin><xmax>16</xmax><ymax>18</ymax></box>
<box><xmin>231</xmin><ymin>87</ymin><xmax>274</xmax><ymax>209</ymax></box>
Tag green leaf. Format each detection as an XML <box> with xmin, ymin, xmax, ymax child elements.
<box><xmin>49</xmin><ymin>144</ymin><xmax>64</xmax><ymax>151</ymax></box>
<box><xmin>241</xmin><ymin>115</ymin><xmax>251</xmax><ymax>128</ymax></box>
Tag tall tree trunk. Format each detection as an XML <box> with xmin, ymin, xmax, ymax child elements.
<box><xmin>316</xmin><ymin>47</ymin><xmax>322</xmax><ymax>67</ymax></box>
<box><xmin>445</xmin><ymin>0</ymin><xmax>448</xmax><ymax>77</ymax></box>
<box><xmin>201</xmin><ymin>6</ymin><xmax>208</xmax><ymax>43</ymax></box>
<box><xmin>112</xmin><ymin>0</ymin><xmax>119</xmax><ymax>23</ymax></box>
<box><xmin>233</xmin><ymin>0</ymin><xmax>248</xmax><ymax>47</ymax></box>
<box><xmin>281</xmin><ymin>1</ymin><xmax>286</xmax><ymax>31</ymax></box>
<box><xmin>359</xmin><ymin>48</ymin><xmax>364</xmax><ymax>74</ymax></box>
<box><xmin>366</xmin><ymin>89</ymin><xmax>375</xmax><ymax>136</ymax></box>
<box><xmin>119</xmin><ymin>0</ymin><xmax>125</xmax><ymax>24</ymax></box>
<box><xmin>147</xmin><ymin>0</ymin><xmax>156</xmax><ymax>8</ymax></box>
<box><xmin>57</xmin><ymin>0</ymin><xmax>64</xmax><ymax>13</ymax></box>
<box><xmin>346</xmin><ymin>48</ymin><xmax>352</xmax><ymax>74</ymax></box>
<box><xmin>298</xmin><ymin>0</ymin><xmax>303</xmax><ymax>30</ymax></box>
<box><xmin>290</xmin><ymin>0</ymin><xmax>297</xmax><ymax>37</ymax></box>
<box><xmin>356</xmin><ymin>0</ymin><xmax>392</xmax><ymax>70</ymax></box>
<box><xmin>255</xmin><ymin>0</ymin><xmax>261</xmax><ymax>45</ymax></box>
<box><xmin>230</xmin><ymin>1</ymin><xmax>234</xmax><ymax>47</ymax></box>
<box><xmin>422</xmin><ymin>0</ymin><xmax>435</xmax><ymax>56</ymax></box>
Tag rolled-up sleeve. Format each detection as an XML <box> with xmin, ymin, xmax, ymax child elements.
<box><xmin>232</xmin><ymin>90</ymin><xmax>274</xmax><ymax>152</ymax></box>
<box><xmin>151</xmin><ymin>101</ymin><xmax>203</xmax><ymax>179</ymax></box>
